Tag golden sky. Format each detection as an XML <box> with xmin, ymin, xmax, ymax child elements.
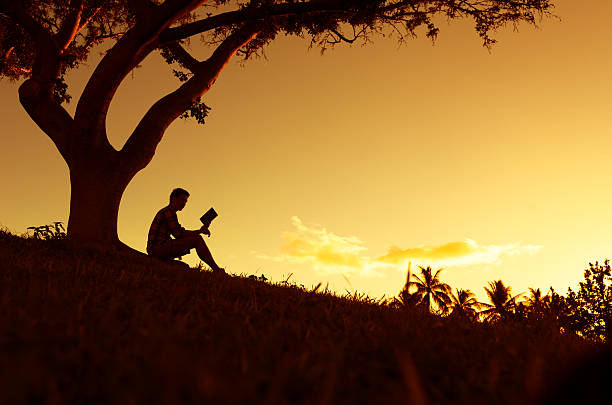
<box><xmin>1</xmin><ymin>0</ymin><xmax>611</xmax><ymax>301</ymax></box>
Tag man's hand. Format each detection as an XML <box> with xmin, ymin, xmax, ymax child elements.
<box><xmin>200</xmin><ymin>225</ymin><xmax>211</xmax><ymax>237</ymax></box>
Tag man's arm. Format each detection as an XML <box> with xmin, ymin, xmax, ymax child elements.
<box><xmin>166</xmin><ymin>209</ymin><xmax>187</xmax><ymax>238</ymax></box>
<box><xmin>166</xmin><ymin>209</ymin><xmax>210</xmax><ymax>238</ymax></box>
<box><xmin>182</xmin><ymin>227</ymin><xmax>209</xmax><ymax>237</ymax></box>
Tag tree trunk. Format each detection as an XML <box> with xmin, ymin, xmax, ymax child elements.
<box><xmin>63</xmin><ymin>147</ymin><xmax>178</xmax><ymax>266</ymax></box>
<box><xmin>66</xmin><ymin>160</ymin><xmax>132</xmax><ymax>252</ymax></box>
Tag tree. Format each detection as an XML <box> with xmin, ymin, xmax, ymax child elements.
<box><xmin>449</xmin><ymin>288</ymin><xmax>481</xmax><ymax>321</ymax></box>
<box><xmin>480</xmin><ymin>279</ymin><xmax>522</xmax><ymax>323</ymax></box>
<box><xmin>409</xmin><ymin>265</ymin><xmax>451</xmax><ymax>314</ymax></box>
<box><xmin>392</xmin><ymin>262</ymin><xmax>423</xmax><ymax>309</ymax></box>
<box><xmin>564</xmin><ymin>260</ymin><xmax>612</xmax><ymax>342</ymax></box>
<box><xmin>0</xmin><ymin>0</ymin><xmax>555</xmax><ymax>255</ymax></box>
<box><xmin>522</xmin><ymin>287</ymin><xmax>549</xmax><ymax>320</ymax></box>
<box><xmin>526</xmin><ymin>287</ymin><xmax>545</xmax><ymax>307</ymax></box>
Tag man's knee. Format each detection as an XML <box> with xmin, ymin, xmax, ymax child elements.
<box><xmin>184</xmin><ymin>234</ymin><xmax>204</xmax><ymax>245</ymax></box>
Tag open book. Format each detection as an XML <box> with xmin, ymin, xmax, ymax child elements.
<box><xmin>200</xmin><ymin>207</ymin><xmax>218</xmax><ymax>226</ymax></box>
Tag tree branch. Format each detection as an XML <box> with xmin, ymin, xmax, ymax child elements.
<box><xmin>330</xmin><ymin>27</ymin><xmax>365</xmax><ymax>44</ymax></box>
<box><xmin>120</xmin><ymin>24</ymin><xmax>260</xmax><ymax>171</ymax></box>
<box><xmin>0</xmin><ymin>1</ymin><xmax>52</xmax><ymax>45</ymax></box>
<box><xmin>0</xmin><ymin>1</ymin><xmax>64</xmax><ymax>85</ymax></box>
<box><xmin>159</xmin><ymin>0</ymin><xmax>353</xmax><ymax>43</ymax></box>
<box><xmin>19</xmin><ymin>81</ymin><xmax>74</xmax><ymax>163</ymax></box>
<box><xmin>0</xmin><ymin>0</ymin><xmax>74</xmax><ymax>157</ymax></box>
<box><xmin>159</xmin><ymin>0</ymin><xmax>550</xmax><ymax>45</ymax></box>
<box><xmin>73</xmin><ymin>0</ymin><xmax>207</xmax><ymax>148</ymax></box>
<box><xmin>77</xmin><ymin>5</ymin><xmax>102</xmax><ymax>32</ymax></box>
<box><xmin>164</xmin><ymin>41</ymin><xmax>200</xmax><ymax>73</ymax></box>
<box><xmin>54</xmin><ymin>0</ymin><xmax>84</xmax><ymax>50</ymax></box>
<box><xmin>127</xmin><ymin>0</ymin><xmax>155</xmax><ymax>21</ymax></box>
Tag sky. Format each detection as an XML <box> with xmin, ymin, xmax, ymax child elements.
<box><xmin>1</xmin><ymin>0</ymin><xmax>611</xmax><ymax>302</ymax></box>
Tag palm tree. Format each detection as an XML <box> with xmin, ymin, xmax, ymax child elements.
<box><xmin>480</xmin><ymin>280</ymin><xmax>522</xmax><ymax>322</ymax></box>
<box><xmin>526</xmin><ymin>287</ymin><xmax>547</xmax><ymax>307</ymax></box>
<box><xmin>392</xmin><ymin>262</ymin><xmax>423</xmax><ymax>309</ymax></box>
<box><xmin>450</xmin><ymin>288</ymin><xmax>482</xmax><ymax>321</ymax></box>
<box><xmin>394</xmin><ymin>287</ymin><xmax>423</xmax><ymax>309</ymax></box>
<box><xmin>409</xmin><ymin>266</ymin><xmax>452</xmax><ymax>314</ymax></box>
<box><xmin>525</xmin><ymin>287</ymin><xmax>550</xmax><ymax>320</ymax></box>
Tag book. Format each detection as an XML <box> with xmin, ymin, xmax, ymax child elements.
<box><xmin>200</xmin><ymin>207</ymin><xmax>218</xmax><ymax>226</ymax></box>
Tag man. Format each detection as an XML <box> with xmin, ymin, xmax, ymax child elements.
<box><xmin>147</xmin><ymin>188</ymin><xmax>225</xmax><ymax>273</ymax></box>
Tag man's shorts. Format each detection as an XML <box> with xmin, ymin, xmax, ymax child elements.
<box><xmin>148</xmin><ymin>237</ymin><xmax>194</xmax><ymax>259</ymax></box>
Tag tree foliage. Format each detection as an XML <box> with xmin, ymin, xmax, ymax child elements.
<box><xmin>449</xmin><ymin>288</ymin><xmax>481</xmax><ymax>321</ymax></box>
<box><xmin>480</xmin><ymin>279</ymin><xmax>522</xmax><ymax>322</ymax></box>
<box><xmin>408</xmin><ymin>265</ymin><xmax>452</xmax><ymax>314</ymax></box>
<box><xmin>0</xmin><ymin>0</ymin><xmax>134</xmax><ymax>102</ymax></box>
<box><xmin>1</xmin><ymin>0</ymin><xmax>555</xmax><ymax>108</ymax></box>
<box><xmin>563</xmin><ymin>260</ymin><xmax>612</xmax><ymax>342</ymax></box>
<box><xmin>391</xmin><ymin>262</ymin><xmax>424</xmax><ymax>310</ymax></box>
<box><xmin>389</xmin><ymin>259</ymin><xmax>612</xmax><ymax>345</ymax></box>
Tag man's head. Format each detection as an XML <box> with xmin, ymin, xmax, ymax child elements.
<box><xmin>169</xmin><ymin>188</ymin><xmax>189</xmax><ymax>211</ymax></box>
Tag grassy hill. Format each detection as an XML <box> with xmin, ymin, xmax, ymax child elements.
<box><xmin>0</xmin><ymin>228</ymin><xmax>597</xmax><ymax>404</ymax></box>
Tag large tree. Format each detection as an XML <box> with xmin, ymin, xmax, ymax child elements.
<box><xmin>0</xmin><ymin>0</ymin><xmax>554</xmax><ymax>255</ymax></box>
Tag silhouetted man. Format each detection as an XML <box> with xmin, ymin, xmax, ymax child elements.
<box><xmin>147</xmin><ymin>188</ymin><xmax>224</xmax><ymax>273</ymax></box>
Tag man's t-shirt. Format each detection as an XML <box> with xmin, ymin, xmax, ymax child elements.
<box><xmin>146</xmin><ymin>206</ymin><xmax>186</xmax><ymax>254</ymax></box>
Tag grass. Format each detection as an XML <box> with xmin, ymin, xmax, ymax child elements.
<box><xmin>0</xmin><ymin>227</ymin><xmax>598</xmax><ymax>404</ymax></box>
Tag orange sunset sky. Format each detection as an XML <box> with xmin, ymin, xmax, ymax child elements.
<box><xmin>1</xmin><ymin>0</ymin><xmax>611</xmax><ymax>301</ymax></box>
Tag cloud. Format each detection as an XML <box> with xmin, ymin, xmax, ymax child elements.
<box><xmin>377</xmin><ymin>238</ymin><xmax>542</xmax><ymax>267</ymax></box>
<box><xmin>280</xmin><ymin>216</ymin><xmax>367</xmax><ymax>268</ymax></box>
<box><xmin>255</xmin><ymin>216</ymin><xmax>386</xmax><ymax>276</ymax></box>
<box><xmin>255</xmin><ymin>217</ymin><xmax>543</xmax><ymax>276</ymax></box>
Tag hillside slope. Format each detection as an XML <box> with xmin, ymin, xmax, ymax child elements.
<box><xmin>0</xmin><ymin>229</ymin><xmax>594</xmax><ymax>404</ymax></box>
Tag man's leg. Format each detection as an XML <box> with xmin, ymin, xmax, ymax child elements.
<box><xmin>151</xmin><ymin>235</ymin><xmax>223</xmax><ymax>271</ymax></box>
<box><xmin>191</xmin><ymin>235</ymin><xmax>224</xmax><ymax>272</ymax></box>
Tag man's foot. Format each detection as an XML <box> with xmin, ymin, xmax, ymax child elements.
<box><xmin>212</xmin><ymin>267</ymin><xmax>226</xmax><ymax>275</ymax></box>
